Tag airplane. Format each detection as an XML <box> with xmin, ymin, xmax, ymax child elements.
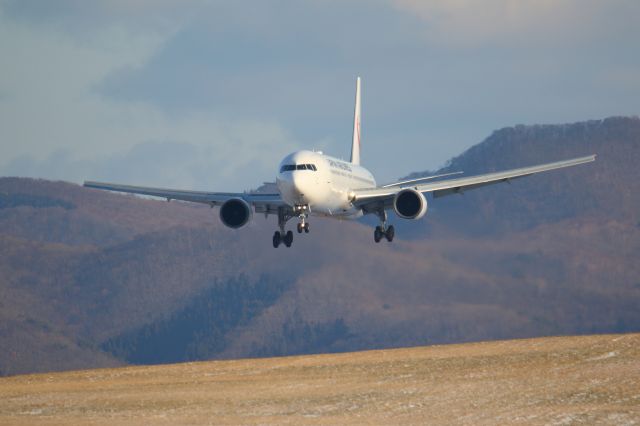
<box><xmin>85</xmin><ymin>77</ymin><xmax>596</xmax><ymax>248</ymax></box>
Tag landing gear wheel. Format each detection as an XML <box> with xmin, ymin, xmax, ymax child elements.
<box><xmin>304</xmin><ymin>222</ymin><xmax>310</xmax><ymax>233</ymax></box>
<box><xmin>374</xmin><ymin>226</ymin><xmax>383</xmax><ymax>243</ymax></box>
<box><xmin>297</xmin><ymin>223</ymin><xmax>303</xmax><ymax>233</ymax></box>
<box><xmin>272</xmin><ymin>231</ymin><xmax>282</xmax><ymax>248</ymax></box>
<box><xmin>284</xmin><ymin>230</ymin><xmax>294</xmax><ymax>247</ymax></box>
<box><xmin>385</xmin><ymin>225</ymin><xmax>395</xmax><ymax>242</ymax></box>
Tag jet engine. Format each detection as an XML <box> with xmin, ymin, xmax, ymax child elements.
<box><xmin>219</xmin><ymin>198</ymin><xmax>252</xmax><ymax>228</ymax></box>
<box><xmin>393</xmin><ymin>188</ymin><xmax>428</xmax><ymax>220</ymax></box>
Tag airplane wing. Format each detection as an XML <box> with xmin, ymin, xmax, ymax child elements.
<box><xmin>352</xmin><ymin>154</ymin><xmax>596</xmax><ymax>210</ymax></box>
<box><xmin>379</xmin><ymin>171</ymin><xmax>464</xmax><ymax>188</ymax></box>
<box><xmin>83</xmin><ymin>181</ymin><xmax>288</xmax><ymax>215</ymax></box>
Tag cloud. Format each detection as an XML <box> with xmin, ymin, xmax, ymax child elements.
<box><xmin>0</xmin><ymin>2</ymin><xmax>301</xmax><ymax>190</ymax></box>
<box><xmin>0</xmin><ymin>0</ymin><xmax>439</xmax><ymax>183</ymax></box>
<box><xmin>0</xmin><ymin>0</ymin><xmax>639</xmax><ymax>188</ymax></box>
<box><xmin>94</xmin><ymin>1</ymin><xmax>425</xmax><ymax>120</ymax></box>
<box><xmin>392</xmin><ymin>0</ymin><xmax>640</xmax><ymax>48</ymax></box>
<box><xmin>1</xmin><ymin>0</ymin><xmax>202</xmax><ymax>36</ymax></box>
<box><xmin>3</xmin><ymin>134</ymin><xmax>295</xmax><ymax>192</ymax></box>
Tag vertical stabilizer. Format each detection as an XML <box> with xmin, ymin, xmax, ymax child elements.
<box><xmin>350</xmin><ymin>77</ymin><xmax>361</xmax><ymax>165</ymax></box>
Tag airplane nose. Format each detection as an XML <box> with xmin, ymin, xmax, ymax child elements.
<box><xmin>277</xmin><ymin>169</ymin><xmax>315</xmax><ymax>205</ymax></box>
<box><xmin>292</xmin><ymin>173</ymin><xmax>312</xmax><ymax>200</ymax></box>
<box><xmin>292</xmin><ymin>173</ymin><xmax>305</xmax><ymax>194</ymax></box>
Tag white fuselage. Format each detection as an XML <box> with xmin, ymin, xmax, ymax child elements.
<box><xmin>276</xmin><ymin>150</ymin><xmax>376</xmax><ymax>218</ymax></box>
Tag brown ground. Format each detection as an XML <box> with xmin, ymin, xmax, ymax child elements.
<box><xmin>1</xmin><ymin>334</ymin><xmax>639</xmax><ymax>425</ymax></box>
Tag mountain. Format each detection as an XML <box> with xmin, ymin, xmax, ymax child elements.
<box><xmin>399</xmin><ymin>116</ymin><xmax>640</xmax><ymax>237</ymax></box>
<box><xmin>1</xmin><ymin>116</ymin><xmax>639</xmax><ymax>376</ymax></box>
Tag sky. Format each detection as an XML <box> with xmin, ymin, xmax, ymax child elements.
<box><xmin>0</xmin><ymin>0</ymin><xmax>639</xmax><ymax>191</ymax></box>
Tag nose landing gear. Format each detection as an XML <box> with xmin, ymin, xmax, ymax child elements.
<box><xmin>297</xmin><ymin>221</ymin><xmax>310</xmax><ymax>233</ymax></box>
<box><xmin>295</xmin><ymin>205</ymin><xmax>310</xmax><ymax>234</ymax></box>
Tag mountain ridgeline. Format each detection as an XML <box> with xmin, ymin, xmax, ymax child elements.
<box><xmin>400</xmin><ymin>116</ymin><xmax>639</xmax><ymax>237</ymax></box>
<box><xmin>0</xmin><ymin>116</ymin><xmax>638</xmax><ymax>376</ymax></box>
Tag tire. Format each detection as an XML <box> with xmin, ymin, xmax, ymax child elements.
<box><xmin>374</xmin><ymin>226</ymin><xmax>383</xmax><ymax>243</ymax></box>
<box><xmin>284</xmin><ymin>230</ymin><xmax>293</xmax><ymax>247</ymax></box>
<box><xmin>304</xmin><ymin>222</ymin><xmax>310</xmax><ymax>233</ymax></box>
<box><xmin>385</xmin><ymin>225</ymin><xmax>395</xmax><ymax>242</ymax></box>
<box><xmin>297</xmin><ymin>223</ymin><xmax>303</xmax><ymax>233</ymax></box>
<box><xmin>272</xmin><ymin>231</ymin><xmax>281</xmax><ymax>248</ymax></box>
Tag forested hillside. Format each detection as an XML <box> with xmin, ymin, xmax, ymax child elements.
<box><xmin>1</xmin><ymin>116</ymin><xmax>638</xmax><ymax>376</ymax></box>
<box><xmin>399</xmin><ymin>116</ymin><xmax>640</xmax><ymax>237</ymax></box>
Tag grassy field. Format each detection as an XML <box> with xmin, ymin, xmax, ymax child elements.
<box><xmin>1</xmin><ymin>334</ymin><xmax>638</xmax><ymax>425</ymax></box>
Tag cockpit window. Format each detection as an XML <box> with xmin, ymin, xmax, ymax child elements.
<box><xmin>280</xmin><ymin>165</ymin><xmax>296</xmax><ymax>172</ymax></box>
<box><xmin>280</xmin><ymin>163</ymin><xmax>317</xmax><ymax>172</ymax></box>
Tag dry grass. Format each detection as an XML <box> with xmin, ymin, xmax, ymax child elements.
<box><xmin>1</xmin><ymin>334</ymin><xmax>639</xmax><ymax>425</ymax></box>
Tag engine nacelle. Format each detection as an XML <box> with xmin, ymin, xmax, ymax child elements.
<box><xmin>219</xmin><ymin>198</ymin><xmax>252</xmax><ymax>229</ymax></box>
<box><xmin>393</xmin><ymin>188</ymin><xmax>428</xmax><ymax>220</ymax></box>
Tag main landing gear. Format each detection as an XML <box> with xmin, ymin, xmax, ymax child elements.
<box><xmin>373</xmin><ymin>210</ymin><xmax>395</xmax><ymax>243</ymax></box>
<box><xmin>273</xmin><ymin>230</ymin><xmax>293</xmax><ymax>248</ymax></box>
<box><xmin>374</xmin><ymin>225</ymin><xmax>395</xmax><ymax>243</ymax></box>
<box><xmin>272</xmin><ymin>205</ymin><xmax>310</xmax><ymax>248</ymax></box>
